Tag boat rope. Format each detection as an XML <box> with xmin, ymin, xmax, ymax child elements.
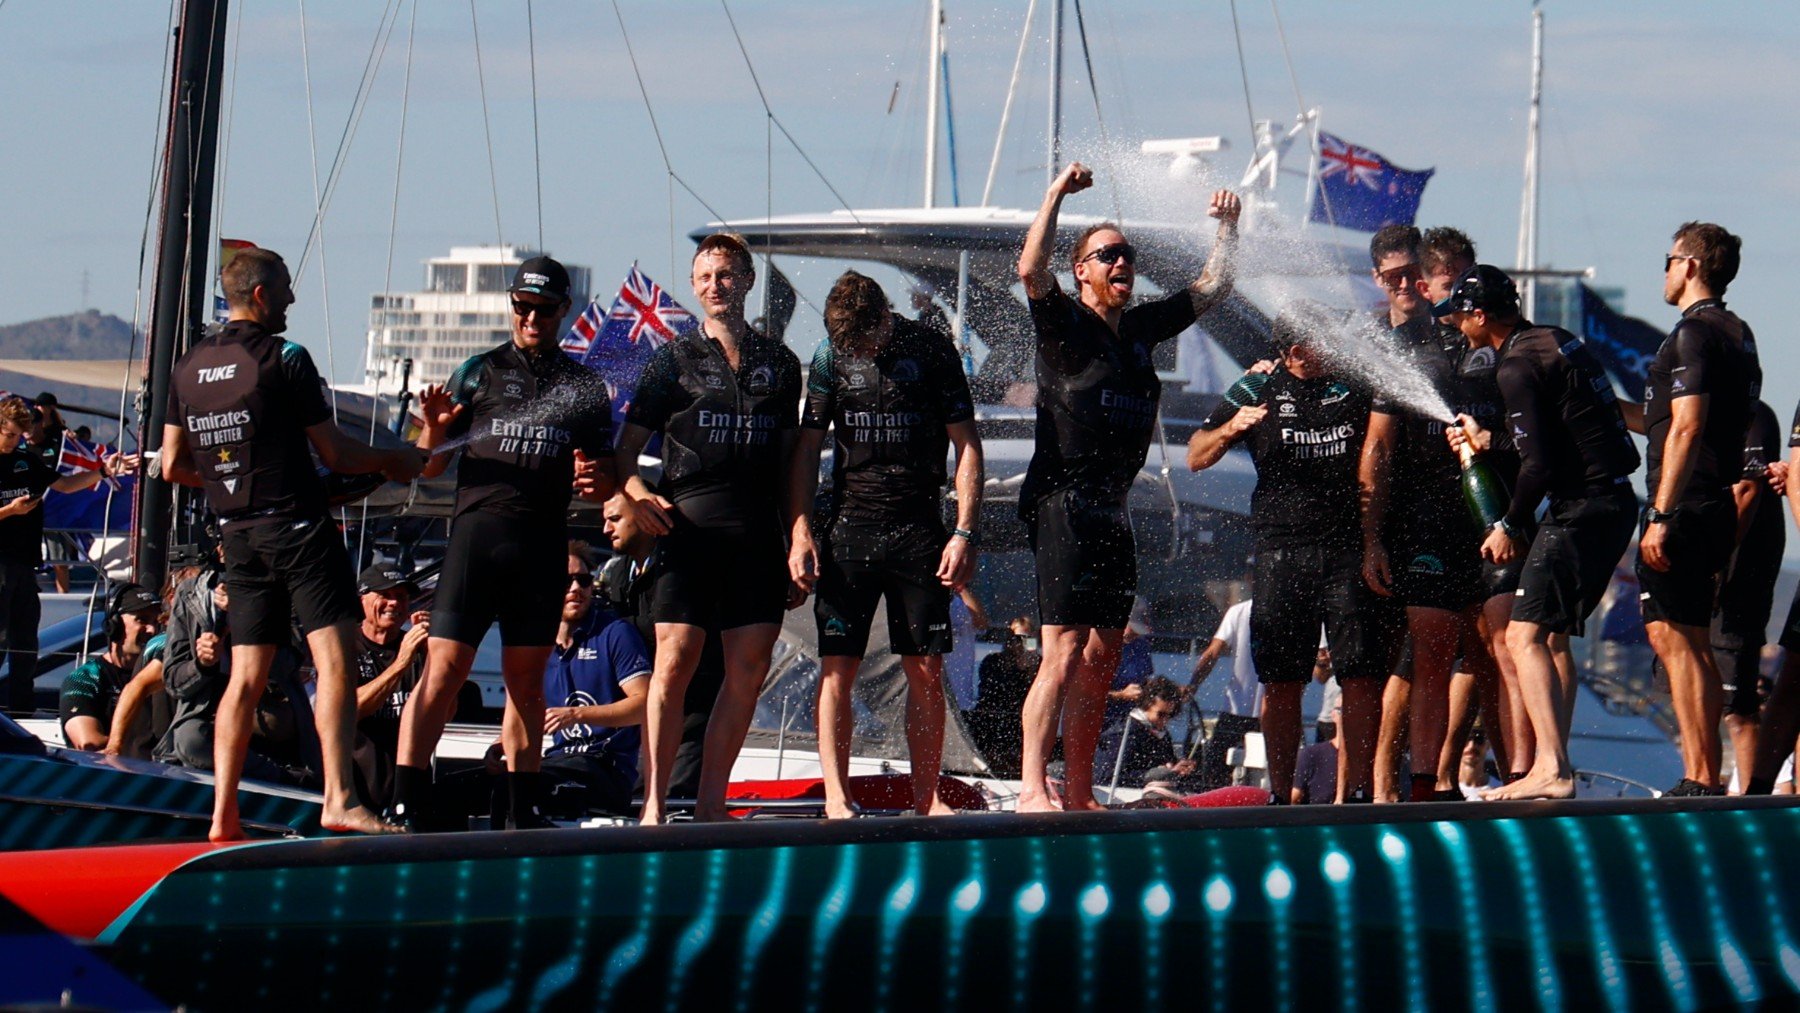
<box><xmin>1069</xmin><ymin>0</ymin><xmax>1122</xmax><ymax>220</ymax></box>
<box><xmin>293</xmin><ymin>0</ymin><xmax>405</xmax><ymax>285</ymax></box>
<box><xmin>1266</xmin><ymin>0</ymin><xmax>1307</xmax><ymax>117</ymax></box>
<box><xmin>980</xmin><ymin>0</ymin><xmax>1036</xmax><ymax>206</ymax></box>
<box><xmin>211</xmin><ymin>6</ymin><xmax>245</xmax><ymax>297</ymax></box>
<box><xmin>1226</xmin><ymin>0</ymin><xmax>1259</xmax><ymax>145</ymax></box>
<box><xmin>467</xmin><ymin>0</ymin><xmax>505</xmax><ymax>246</ymax></box>
<box><xmin>525</xmin><ymin>0</ymin><xmax>544</xmax><ymax>249</ymax></box>
<box><xmin>718</xmin><ymin>0</ymin><xmax>863</xmax><ymax>226</ymax></box>
<box><xmin>297</xmin><ymin>0</ymin><xmax>344</xmax><ymax>424</ymax></box>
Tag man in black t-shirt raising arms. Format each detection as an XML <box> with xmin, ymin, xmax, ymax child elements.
<box><xmin>1633</xmin><ymin>223</ymin><xmax>1761</xmax><ymax>797</ymax></box>
<box><xmin>1442</xmin><ymin>265</ymin><xmax>1640</xmax><ymax>801</ymax></box>
<box><xmin>615</xmin><ymin>233</ymin><xmax>802</xmax><ymax>825</ymax></box>
<box><xmin>1190</xmin><ymin>304</ymin><xmax>1385</xmax><ymax>804</ymax></box>
<box><xmin>161</xmin><ymin>247</ymin><xmax>425</xmax><ymax>840</ymax></box>
<box><xmin>1016</xmin><ymin>162</ymin><xmax>1239</xmax><ymax>812</ymax></box>
<box><xmin>396</xmin><ymin>256</ymin><xmax>616</xmax><ymax>830</ymax></box>
<box><xmin>787</xmin><ymin>271</ymin><xmax>983</xmax><ymax>818</ymax></box>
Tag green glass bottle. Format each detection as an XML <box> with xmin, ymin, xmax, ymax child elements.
<box><xmin>1454</xmin><ymin>429</ymin><xmax>1509</xmax><ymax>530</ymax></box>
<box><xmin>1222</xmin><ymin>371</ymin><xmax>1270</xmax><ymax>407</ymax></box>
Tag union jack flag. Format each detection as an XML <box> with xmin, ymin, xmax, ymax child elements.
<box><xmin>1308</xmin><ymin>131</ymin><xmax>1433</xmax><ymax>233</ymax></box>
<box><xmin>574</xmin><ymin>265</ymin><xmax>698</xmax><ymax>427</ymax></box>
<box><xmin>561</xmin><ymin>299</ymin><xmax>605</xmax><ymax>358</ymax></box>
<box><xmin>55</xmin><ymin>430</ymin><xmax>106</xmax><ymax>476</ymax></box>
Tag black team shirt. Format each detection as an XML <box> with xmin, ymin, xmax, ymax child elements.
<box><xmin>1643</xmin><ymin>299</ymin><xmax>1762</xmax><ymax>504</ymax></box>
<box><xmin>167</xmin><ymin>320</ymin><xmax>332</xmax><ymax>526</ymax></box>
<box><xmin>627</xmin><ymin>328</ymin><xmax>801</xmax><ymax>530</ymax></box>
<box><xmin>1494</xmin><ymin>324</ymin><xmax>1639</xmax><ymax>530</ymax></box>
<box><xmin>801</xmin><ymin>314</ymin><xmax>975</xmax><ymax>524</ymax></box>
<box><xmin>443</xmin><ymin>342</ymin><xmax>615</xmax><ymax>523</ymax></box>
<box><xmin>0</xmin><ymin>447</ymin><xmax>57</xmax><ymax>566</ymax></box>
<box><xmin>1373</xmin><ymin>316</ymin><xmax>1519</xmax><ymax>512</ymax></box>
<box><xmin>1201</xmin><ymin>367</ymin><xmax>1371</xmax><ymax>547</ymax></box>
<box><xmin>1021</xmin><ymin>283</ymin><xmax>1196</xmax><ymax>513</ymax></box>
<box><xmin>1726</xmin><ymin>400</ymin><xmax>1787</xmax><ymax>583</ymax></box>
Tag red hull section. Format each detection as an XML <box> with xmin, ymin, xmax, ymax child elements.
<box><xmin>0</xmin><ymin>840</ymin><xmax>227</xmax><ymax>938</ymax></box>
<box><xmin>727</xmin><ymin>773</ymin><xmax>989</xmax><ymax>814</ymax></box>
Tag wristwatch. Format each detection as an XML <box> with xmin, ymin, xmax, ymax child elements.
<box><xmin>1492</xmin><ymin>519</ymin><xmax>1522</xmax><ymax>541</ymax></box>
<box><xmin>951</xmin><ymin>527</ymin><xmax>980</xmax><ymax>546</ymax></box>
<box><xmin>1645</xmin><ymin>507</ymin><xmax>1676</xmax><ymax>525</ymax></box>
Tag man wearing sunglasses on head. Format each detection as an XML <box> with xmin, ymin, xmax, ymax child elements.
<box><xmin>394</xmin><ymin>256</ymin><xmax>618</xmax><ymax>831</ymax></box>
<box><xmin>1014</xmin><ymin>160</ymin><xmax>1240</xmax><ymax>813</ymax></box>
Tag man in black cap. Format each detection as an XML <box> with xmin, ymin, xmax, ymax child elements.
<box><xmin>59</xmin><ymin>583</ymin><xmax>163</xmax><ymax>750</ymax></box>
<box><xmin>1</xmin><ymin>395</ymin><xmax>135</xmax><ymax>715</ymax></box>
<box><xmin>161</xmin><ymin>246</ymin><xmax>426</xmax><ymax>840</ymax></box>
<box><xmin>395</xmin><ymin>255</ymin><xmax>617</xmax><ymax>830</ymax></box>
<box><xmin>350</xmin><ymin>563</ymin><xmax>427</xmax><ymax>809</ymax></box>
<box><xmin>1633</xmin><ymin>222</ymin><xmax>1761</xmax><ymax>796</ymax></box>
<box><xmin>1441</xmin><ymin>265</ymin><xmax>1639</xmax><ymax>800</ymax></box>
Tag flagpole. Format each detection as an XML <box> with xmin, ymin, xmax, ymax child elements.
<box><xmin>1516</xmin><ymin>7</ymin><xmax>1544</xmax><ymax>321</ymax></box>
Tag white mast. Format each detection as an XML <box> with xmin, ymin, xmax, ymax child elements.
<box><xmin>924</xmin><ymin>0</ymin><xmax>943</xmax><ymax>208</ymax></box>
<box><xmin>1516</xmin><ymin>7</ymin><xmax>1544</xmax><ymax>320</ymax></box>
<box><xmin>1047</xmin><ymin>0</ymin><xmax>1063</xmax><ymax>184</ymax></box>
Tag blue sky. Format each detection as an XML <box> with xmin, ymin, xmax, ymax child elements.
<box><xmin>3</xmin><ymin>0</ymin><xmax>1796</xmax><ymax>417</ymax></box>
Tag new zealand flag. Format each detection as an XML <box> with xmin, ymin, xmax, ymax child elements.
<box><xmin>565</xmin><ymin>265</ymin><xmax>699</xmax><ymax>434</ymax></box>
<box><xmin>1577</xmin><ymin>283</ymin><xmax>1663</xmax><ymax>401</ymax></box>
<box><xmin>1307</xmin><ymin>132</ymin><xmax>1434</xmax><ymax>233</ymax></box>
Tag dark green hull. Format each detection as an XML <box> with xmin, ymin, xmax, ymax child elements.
<box><xmin>94</xmin><ymin>796</ymin><xmax>1800</xmax><ymax>1011</ymax></box>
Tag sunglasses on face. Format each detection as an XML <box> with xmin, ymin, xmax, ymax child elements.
<box><xmin>1664</xmin><ymin>254</ymin><xmax>1699</xmax><ymax>272</ymax></box>
<box><xmin>1378</xmin><ymin>264</ymin><xmax>1422</xmax><ymax>288</ymax></box>
<box><xmin>567</xmin><ymin>572</ymin><xmax>594</xmax><ymax>589</ymax></box>
<box><xmin>1079</xmin><ymin>243</ymin><xmax>1136</xmax><ymax>267</ymax></box>
<box><xmin>512</xmin><ymin>299</ymin><xmax>560</xmax><ymax>318</ymax></box>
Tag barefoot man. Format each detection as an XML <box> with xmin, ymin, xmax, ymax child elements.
<box><xmin>1015</xmin><ymin>162</ymin><xmax>1239</xmax><ymax>812</ymax></box>
<box><xmin>1440</xmin><ymin>265</ymin><xmax>1639</xmax><ymax>800</ymax></box>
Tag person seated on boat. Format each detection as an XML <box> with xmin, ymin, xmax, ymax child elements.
<box><xmin>1104</xmin><ymin>605</ymin><xmax>1157</xmax><ymax>729</ymax></box>
<box><xmin>59</xmin><ymin>582</ymin><xmax>163</xmax><ymax>751</ymax></box>
<box><xmin>601</xmin><ymin>493</ymin><xmax>725</xmax><ymax>808</ymax></box>
<box><xmin>345</xmin><ymin>563</ymin><xmax>428</xmax><ymax>812</ymax></box>
<box><xmin>523</xmin><ymin>541</ymin><xmax>651</xmax><ymax>819</ymax></box>
<box><xmin>1293</xmin><ymin>701</ymin><xmax>1342</xmax><ymax>805</ymax></box>
<box><xmin>1093</xmin><ymin>677</ymin><xmax>1195</xmax><ymax>793</ymax></box>
<box><xmin>963</xmin><ymin>617</ymin><xmax>1039</xmax><ymax>779</ymax></box>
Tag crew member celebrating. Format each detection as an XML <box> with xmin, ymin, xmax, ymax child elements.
<box><xmin>394</xmin><ymin>255</ymin><xmax>617</xmax><ymax>831</ymax></box>
<box><xmin>787</xmin><ymin>271</ymin><xmax>983</xmax><ymax>818</ymax></box>
<box><xmin>1015</xmin><ymin>161</ymin><xmax>1239</xmax><ymax>812</ymax></box>
<box><xmin>161</xmin><ymin>246</ymin><xmax>425</xmax><ymax>840</ymax></box>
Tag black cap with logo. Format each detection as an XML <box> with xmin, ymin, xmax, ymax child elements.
<box><xmin>1430</xmin><ymin>264</ymin><xmax>1519</xmax><ymax>318</ymax></box>
<box><xmin>108</xmin><ymin>582</ymin><xmax>161</xmax><ymax>619</ymax></box>
<box><xmin>509</xmin><ymin>256</ymin><xmax>571</xmax><ymax>301</ymax></box>
<box><xmin>358</xmin><ymin>563</ymin><xmax>419</xmax><ymax>596</ymax></box>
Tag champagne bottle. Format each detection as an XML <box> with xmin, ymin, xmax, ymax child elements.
<box><xmin>1453</xmin><ymin>427</ymin><xmax>1509</xmax><ymax>530</ymax></box>
<box><xmin>1222</xmin><ymin>370</ymin><xmax>1270</xmax><ymax>407</ymax></box>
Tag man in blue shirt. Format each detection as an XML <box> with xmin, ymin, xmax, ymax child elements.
<box><xmin>535</xmin><ymin>542</ymin><xmax>651</xmax><ymax>820</ymax></box>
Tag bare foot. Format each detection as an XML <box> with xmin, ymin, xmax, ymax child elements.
<box><xmin>693</xmin><ymin>806</ymin><xmax>743</xmax><ymax>823</ymax></box>
<box><xmin>322</xmin><ymin>805</ymin><xmax>406</xmax><ymax>835</ymax></box>
<box><xmin>1016</xmin><ymin>790</ymin><xmax>1062</xmax><ymax>813</ymax></box>
<box><xmin>638</xmin><ymin>805</ymin><xmax>666</xmax><ymax>827</ymax></box>
<box><xmin>1061</xmin><ymin>796</ymin><xmax>1106</xmax><ymax>812</ymax></box>
<box><xmin>209</xmin><ymin>820</ymin><xmax>245</xmax><ymax>844</ymax></box>
<box><xmin>1481</xmin><ymin>767</ymin><xmax>1575</xmax><ymax>801</ymax></box>
<box><xmin>823</xmin><ymin>803</ymin><xmax>859</xmax><ymax>820</ymax></box>
<box><xmin>919</xmin><ymin>800</ymin><xmax>957</xmax><ymax>816</ymax></box>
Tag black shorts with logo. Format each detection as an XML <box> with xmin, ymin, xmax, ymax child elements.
<box><xmin>1636</xmin><ymin>497</ymin><xmax>1735</xmax><ymax>628</ymax></box>
<box><xmin>1250</xmin><ymin>539</ymin><xmax>1386</xmax><ymax>684</ymax></box>
<box><xmin>433</xmin><ymin>511</ymin><xmax>567</xmax><ymax>647</ymax></box>
<box><xmin>1511</xmin><ymin>489</ymin><xmax>1637</xmax><ymax>636</ymax></box>
<box><xmin>222</xmin><ymin>515</ymin><xmax>359</xmax><ymax>646</ymax></box>
<box><xmin>650</xmin><ymin>514</ymin><xmax>788</xmax><ymax>631</ymax></box>
<box><xmin>1387</xmin><ymin>505</ymin><xmax>1485</xmax><ymax>613</ymax></box>
<box><xmin>815</xmin><ymin>516</ymin><xmax>951</xmax><ymax>658</ymax></box>
<box><xmin>1029</xmin><ymin>486</ymin><xmax>1136</xmax><ymax>630</ymax></box>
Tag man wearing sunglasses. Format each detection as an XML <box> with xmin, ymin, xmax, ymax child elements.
<box><xmin>395</xmin><ymin>255</ymin><xmax>618</xmax><ymax>831</ymax></box>
<box><xmin>1014</xmin><ymin>160</ymin><xmax>1240</xmax><ymax>813</ymax></box>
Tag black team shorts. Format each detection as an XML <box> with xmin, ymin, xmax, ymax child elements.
<box><xmin>649</xmin><ymin>515</ymin><xmax>788</xmax><ymax>631</ymax></box>
<box><xmin>432</xmin><ymin>511</ymin><xmax>566</xmax><ymax>647</ymax></box>
<box><xmin>1716</xmin><ymin>545</ymin><xmax>1781</xmax><ymax>719</ymax></box>
<box><xmin>1636</xmin><ymin>498</ymin><xmax>1735</xmax><ymax>628</ymax></box>
<box><xmin>1386</xmin><ymin>504</ymin><xmax>1485</xmax><ymax>613</ymax></box>
<box><xmin>1510</xmin><ymin>490</ymin><xmax>1637</xmax><ymax>636</ymax></box>
<box><xmin>1250</xmin><ymin>539</ymin><xmax>1386</xmax><ymax>684</ymax></box>
<box><xmin>815</xmin><ymin>516</ymin><xmax>952</xmax><ymax>658</ymax></box>
<box><xmin>1029</xmin><ymin>486</ymin><xmax>1136</xmax><ymax>630</ymax></box>
<box><xmin>221</xmin><ymin>514</ymin><xmax>359</xmax><ymax>647</ymax></box>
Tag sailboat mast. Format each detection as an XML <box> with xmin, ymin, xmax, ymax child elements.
<box><xmin>1516</xmin><ymin>7</ymin><xmax>1544</xmax><ymax>320</ymax></box>
<box><xmin>924</xmin><ymin>0</ymin><xmax>943</xmax><ymax>207</ymax></box>
<box><xmin>1047</xmin><ymin>0</ymin><xmax>1063</xmax><ymax>184</ymax></box>
<box><xmin>137</xmin><ymin>0</ymin><xmax>231</xmax><ymax>590</ymax></box>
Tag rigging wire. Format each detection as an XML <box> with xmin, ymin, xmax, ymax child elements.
<box><xmin>468</xmin><ymin>0</ymin><xmax>505</xmax><ymax>246</ymax></box>
<box><xmin>1226</xmin><ymin>0</ymin><xmax>1259</xmax><ymax>146</ymax></box>
<box><xmin>1266</xmin><ymin>0</ymin><xmax>1307</xmax><ymax>116</ymax></box>
<box><xmin>296</xmin><ymin>0</ymin><xmax>348</xmax><ymax>425</ymax></box>
<box><xmin>1068</xmin><ymin>0</ymin><xmax>1121</xmax><ymax>220</ymax></box>
<box><xmin>981</xmin><ymin>0</ymin><xmax>1037</xmax><ymax>207</ymax></box>
<box><xmin>525</xmin><ymin>0</ymin><xmax>544</xmax><ymax>249</ymax></box>
<box><xmin>210</xmin><ymin>2</ymin><xmax>245</xmax><ymax>296</ymax></box>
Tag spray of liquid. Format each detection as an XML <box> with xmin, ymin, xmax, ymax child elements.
<box><xmin>426</xmin><ymin>363</ymin><xmax>615</xmax><ymax>456</ymax></box>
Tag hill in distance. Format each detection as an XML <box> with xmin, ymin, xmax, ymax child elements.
<box><xmin>0</xmin><ymin>310</ymin><xmax>140</xmax><ymax>442</ymax></box>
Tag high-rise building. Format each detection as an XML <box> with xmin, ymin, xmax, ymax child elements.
<box><xmin>364</xmin><ymin>245</ymin><xmax>590</xmax><ymax>390</ymax></box>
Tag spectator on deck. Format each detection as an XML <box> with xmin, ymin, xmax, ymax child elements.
<box><xmin>1095</xmin><ymin>677</ymin><xmax>1194</xmax><ymax>792</ymax></box>
<box><xmin>60</xmin><ymin>583</ymin><xmax>162</xmax><ymax>750</ymax></box>
<box><xmin>965</xmin><ymin>617</ymin><xmax>1039</xmax><ymax>778</ymax></box>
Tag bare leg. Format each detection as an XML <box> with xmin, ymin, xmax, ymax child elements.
<box><xmin>1483</xmin><ymin>595</ymin><xmax>1530</xmax><ymax>776</ymax></box>
<box><xmin>1262</xmin><ymin>681</ymin><xmax>1306</xmax><ymax>802</ymax></box>
<box><xmin>211</xmin><ymin>643</ymin><xmax>274</xmax><ymax>842</ymax></box>
<box><xmin>1336</xmin><ymin>675</ymin><xmax>1383</xmax><ymax>801</ymax></box>
<box><xmin>305</xmin><ymin>622</ymin><xmax>399</xmax><ymax>835</ymax></box>
<box><xmin>815</xmin><ymin>655</ymin><xmax>861</xmax><ymax>819</ymax></box>
<box><xmin>1483</xmin><ymin>621</ymin><xmax>1575</xmax><ymax>800</ymax></box>
<box><xmin>1058</xmin><ymin>629</ymin><xmax>1123</xmax><ymax>811</ymax></box>
<box><xmin>1725</xmin><ymin>713</ymin><xmax>1759</xmax><ymax>794</ymax></box>
<box><xmin>396</xmin><ymin>637</ymin><xmax>478</xmax><ymax>770</ymax></box>
<box><xmin>499</xmin><ymin>645</ymin><xmax>555</xmax><ymax>773</ymax></box>
<box><xmin>1440</xmin><ymin>669</ymin><xmax>1478</xmax><ymax>789</ymax></box>
<box><xmin>1018</xmin><ymin>624</ymin><xmax>1086</xmax><ymax>812</ymax></box>
<box><xmin>1750</xmin><ymin>654</ymin><xmax>1800</xmax><ymax>791</ymax></box>
<box><xmin>639</xmin><ymin>623</ymin><xmax>706</xmax><ymax>826</ymax></box>
<box><xmin>900</xmin><ymin>655</ymin><xmax>954</xmax><ymax>815</ymax></box>
<box><xmin>1648</xmin><ymin>619</ymin><xmax>1723</xmax><ymax>788</ymax></box>
<box><xmin>1407</xmin><ymin>607</ymin><xmax>1459</xmax><ymax>797</ymax></box>
<box><xmin>1373</xmin><ymin>674</ymin><xmax>1411</xmax><ymax>802</ymax></box>
<box><xmin>694</xmin><ymin>623</ymin><xmax>781</xmax><ymax>822</ymax></box>
<box><xmin>1550</xmin><ymin>635</ymin><xmax>1579</xmax><ymax>745</ymax></box>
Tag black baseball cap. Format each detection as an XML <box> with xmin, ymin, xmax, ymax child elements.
<box><xmin>108</xmin><ymin>582</ymin><xmax>161</xmax><ymax>618</ymax></box>
<box><xmin>1430</xmin><ymin>264</ymin><xmax>1519</xmax><ymax>318</ymax></box>
<box><xmin>509</xmin><ymin>256</ymin><xmax>571</xmax><ymax>301</ymax></box>
<box><xmin>358</xmin><ymin>563</ymin><xmax>418</xmax><ymax>596</ymax></box>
